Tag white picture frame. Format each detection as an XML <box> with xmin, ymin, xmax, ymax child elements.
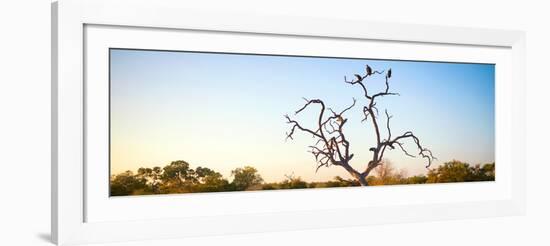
<box><xmin>52</xmin><ymin>0</ymin><xmax>526</xmax><ymax>245</ymax></box>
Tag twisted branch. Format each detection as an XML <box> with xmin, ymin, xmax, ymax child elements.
<box><xmin>285</xmin><ymin>98</ymin><xmax>358</xmax><ymax>174</ymax></box>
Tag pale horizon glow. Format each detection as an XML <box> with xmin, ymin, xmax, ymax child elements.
<box><xmin>110</xmin><ymin>49</ymin><xmax>495</xmax><ymax>183</ymax></box>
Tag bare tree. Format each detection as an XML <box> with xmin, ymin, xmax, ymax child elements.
<box><xmin>285</xmin><ymin>65</ymin><xmax>435</xmax><ymax>186</ymax></box>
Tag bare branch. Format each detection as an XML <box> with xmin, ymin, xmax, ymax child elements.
<box><xmin>395</xmin><ymin>141</ymin><xmax>415</xmax><ymax>158</ymax></box>
<box><xmin>376</xmin><ymin>131</ymin><xmax>437</xmax><ymax>170</ymax></box>
<box><xmin>285</xmin><ymin>98</ymin><xmax>358</xmax><ymax>174</ymax></box>
<box><xmin>385</xmin><ymin>109</ymin><xmax>393</xmax><ymax>141</ymax></box>
<box><xmin>285</xmin><ymin>114</ymin><xmax>321</xmax><ymax>140</ymax></box>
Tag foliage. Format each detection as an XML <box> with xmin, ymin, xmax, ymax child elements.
<box><xmin>368</xmin><ymin>161</ymin><xmax>407</xmax><ymax>185</ymax></box>
<box><xmin>136</xmin><ymin>166</ymin><xmax>162</xmax><ymax>193</ymax></box>
<box><xmin>426</xmin><ymin>160</ymin><xmax>495</xmax><ymax>183</ymax></box>
<box><xmin>110</xmin><ymin>171</ymin><xmax>147</xmax><ymax>196</ymax></box>
<box><xmin>110</xmin><ymin>160</ymin><xmax>495</xmax><ymax>196</ymax></box>
<box><xmin>230</xmin><ymin>166</ymin><xmax>264</xmax><ymax>191</ymax></box>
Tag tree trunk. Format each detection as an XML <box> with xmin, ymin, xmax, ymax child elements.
<box><xmin>356</xmin><ymin>175</ymin><xmax>368</xmax><ymax>186</ymax></box>
<box><xmin>339</xmin><ymin>161</ymin><xmax>369</xmax><ymax>186</ymax></box>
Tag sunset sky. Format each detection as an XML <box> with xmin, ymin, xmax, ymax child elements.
<box><xmin>110</xmin><ymin>49</ymin><xmax>495</xmax><ymax>183</ymax></box>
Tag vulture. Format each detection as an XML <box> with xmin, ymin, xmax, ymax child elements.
<box><xmin>354</xmin><ymin>74</ymin><xmax>362</xmax><ymax>81</ymax></box>
<box><xmin>366</xmin><ymin>65</ymin><xmax>373</xmax><ymax>76</ymax></box>
<box><xmin>387</xmin><ymin>69</ymin><xmax>392</xmax><ymax>79</ymax></box>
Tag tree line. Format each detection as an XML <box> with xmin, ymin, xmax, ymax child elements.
<box><xmin>110</xmin><ymin>160</ymin><xmax>495</xmax><ymax>196</ymax></box>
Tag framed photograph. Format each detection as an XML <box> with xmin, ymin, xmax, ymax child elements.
<box><xmin>52</xmin><ymin>0</ymin><xmax>526</xmax><ymax>245</ymax></box>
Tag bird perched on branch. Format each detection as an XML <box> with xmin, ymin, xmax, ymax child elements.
<box><xmin>366</xmin><ymin>65</ymin><xmax>373</xmax><ymax>76</ymax></box>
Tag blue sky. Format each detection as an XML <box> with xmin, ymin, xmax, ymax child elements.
<box><xmin>110</xmin><ymin>49</ymin><xmax>495</xmax><ymax>182</ymax></box>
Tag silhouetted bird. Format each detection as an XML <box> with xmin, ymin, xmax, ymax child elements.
<box><xmin>369</xmin><ymin>147</ymin><xmax>376</xmax><ymax>152</ymax></box>
<box><xmin>354</xmin><ymin>74</ymin><xmax>362</xmax><ymax>81</ymax></box>
<box><xmin>366</xmin><ymin>65</ymin><xmax>373</xmax><ymax>76</ymax></box>
<box><xmin>387</xmin><ymin>69</ymin><xmax>392</xmax><ymax>78</ymax></box>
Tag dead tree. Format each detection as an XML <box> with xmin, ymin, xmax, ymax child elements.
<box><xmin>285</xmin><ymin>65</ymin><xmax>435</xmax><ymax>186</ymax></box>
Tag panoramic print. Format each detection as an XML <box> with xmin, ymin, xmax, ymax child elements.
<box><xmin>109</xmin><ymin>49</ymin><xmax>495</xmax><ymax>196</ymax></box>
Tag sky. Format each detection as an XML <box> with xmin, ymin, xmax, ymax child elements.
<box><xmin>110</xmin><ymin>49</ymin><xmax>495</xmax><ymax>183</ymax></box>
